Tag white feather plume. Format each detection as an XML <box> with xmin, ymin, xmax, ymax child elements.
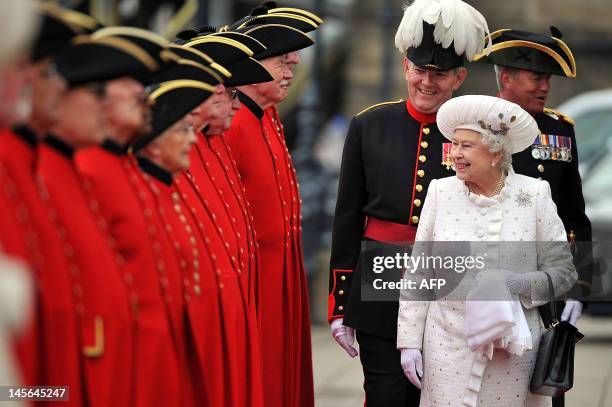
<box><xmin>394</xmin><ymin>0</ymin><xmax>492</xmax><ymax>61</ymax></box>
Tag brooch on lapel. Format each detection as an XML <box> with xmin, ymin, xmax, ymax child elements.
<box><xmin>515</xmin><ymin>189</ymin><xmax>532</xmax><ymax>207</ymax></box>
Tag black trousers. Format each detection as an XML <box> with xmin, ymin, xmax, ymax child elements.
<box><xmin>356</xmin><ymin>330</ymin><xmax>421</xmax><ymax>407</ymax></box>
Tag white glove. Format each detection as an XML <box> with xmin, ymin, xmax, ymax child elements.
<box><xmin>560</xmin><ymin>299</ymin><xmax>583</xmax><ymax>326</ymax></box>
<box><xmin>505</xmin><ymin>272</ymin><xmax>531</xmax><ymax>296</ymax></box>
<box><xmin>330</xmin><ymin>318</ymin><xmax>358</xmax><ymax>357</ymax></box>
<box><xmin>400</xmin><ymin>348</ymin><xmax>423</xmax><ymax>389</ymax></box>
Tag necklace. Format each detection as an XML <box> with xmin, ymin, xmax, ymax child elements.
<box><xmin>468</xmin><ymin>174</ymin><xmax>505</xmax><ymax>197</ymax></box>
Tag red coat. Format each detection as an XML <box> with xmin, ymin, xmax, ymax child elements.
<box><xmin>75</xmin><ymin>142</ymin><xmax>183</xmax><ymax>406</ymax></box>
<box><xmin>134</xmin><ymin>158</ymin><xmax>224</xmax><ymax>406</ymax></box>
<box><xmin>0</xmin><ymin>127</ymin><xmax>82</xmax><ymax>406</ymax></box>
<box><xmin>36</xmin><ymin>136</ymin><xmax>133</xmax><ymax>407</ymax></box>
<box><xmin>179</xmin><ymin>134</ymin><xmax>264</xmax><ymax>407</ymax></box>
<box><xmin>183</xmin><ymin>132</ymin><xmax>259</xmax><ymax>307</ymax></box>
<box><xmin>137</xmin><ymin>156</ymin><xmax>263</xmax><ymax>407</ymax></box>
<box><xmin>224</xmin><ymin>96</ymin><xmax>314</xmax><ymax>407</ymax></box>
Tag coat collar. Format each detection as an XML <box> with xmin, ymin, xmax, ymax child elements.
<box><xmin>12</xmin><ymin>126</ymin><xmax>38</xmax><ymax>148</ymax></box>
<box><xmin>44</xmin><ymin>134</ymin><xmax>74</xmax><ymax>158</ymax></box>
<box><xmin>238</xmin><ymin>90</ymin><xmax>264</xmax><ymax>120</ymax></box>
<box><xmin>137</xmin><ymin>156</ymin><xmax>172</xmax><ymax>185</ymax></box>
<box><xmin>406</xmin><ymin>98</ymin><xmax>437</xmax><ymax>124</ymax></box>
<box><xmin>101</xmin><ymin>138</ymin><xmax>127</xmax><ymax>156</ymax></box>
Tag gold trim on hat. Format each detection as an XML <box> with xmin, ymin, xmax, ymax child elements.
<box><xmin>92</xmin><ymin>26</ymin><xmax>170</xmax><ymax>47</ymax></box>
<box><xmin>149</xmin><ymin>79</ymin><xmax>216</xmax><ymax>101</ymax></box>
<box><xmin>59</xmin><ymin>9</ymin><xmax>99</xmax><ymax>32</ymax></box>
<box><xmin>160</xmin><ymin>49</ymin><xmax>181</xmax><ymax>63</ymax></box>
<box><xmin>473</xmin><ymin>40</ymin><xmax>575</xmax><ymax>78</ymax></box>
<box><xmin>38</xmin><ymin>3</ymin><xmax>96</xmax><ymax>34</ymax></box>
<box><xmin>475</xmin><ymin>29</ymin><xmax>576</xmax><ymax>78</ymax></box>
<box><xmin>268</xmin><ymin>7</ymin><xmax>323</xmax><ymax>24</ymax></box>
<box><xmin>242</xmin><ymin>24</ymin><xmax>314</xmax><ymax>45</ymax></box>
<box><xmin>168</xmin><ymin>44</ymin><xmax>213</xmax><ymax>63</ymax></box>
<box><xmin>175</xmin><ymin>59</ymin><xmax>224</xmax><ymax>83</ymax></box>
<box><xmin>184</xmin><ymin>36</ymin><xmax>254</xmax><ymax>57</ymax></box>
<box><xmin>551</xmin><ymin>36</ymin><xmax>577</xmax><ymax>77</ymax></box>
<box><xmin>210</xmin><ymin>32</ymin><xmax>267</xmax><ymax>50</ymax></box>
<box><xmin>209</xmin><ymin>62</ymin><xmax>231</xmax><ymax>78</ymax></box>
<box><xmin>238</xmin><ymin>13</ymin><xmax>319</xmax><ymax>30</ymax></box>
<box><xmin>74</xmin><ymin>35</ymin><xmax>158</xmax><ymax>71</ymax></box>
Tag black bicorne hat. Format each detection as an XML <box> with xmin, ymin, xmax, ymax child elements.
<box><xmin>473</xmin><ymin>27</ymin><xmax>576</xmax><ymax>78</ymax></box>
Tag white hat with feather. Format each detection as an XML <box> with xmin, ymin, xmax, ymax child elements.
<box><xmin>395</xmin><ymin>0</ymin><xmax>491</xmax><ymax>70</ymax></box>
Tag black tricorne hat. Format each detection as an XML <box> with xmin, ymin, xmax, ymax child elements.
<box><xmin>131</xmin><ymin>80</ymin><xmax>216</xmax><ymax>152</ymax></box>
<box><xmin>166</xmin><ymin>44</ymin><xmax>231</xmax><ymax>79</ymax></box>
<box><xmin>30</xmin><ymin>3</ymin><xmax>94</xmax><ymax>61</ymax></box>
<box><xmin>91</xmin><ymin>26</ymin><xmax>172</xmax><ymax>69</ymax></box>
<box><xmin>228</xmin><ymin>24</ymin><xmax>313</xmax><ymax>61</ymax></box>
<box><xmin>225</xmin><ymin>2</ymin><xmax>322</xmax><ymax>33</ymax></box>
<box><xmin>151</xmin><ymin>58</ymin><xmax>225</xmax><ymax>86</ymax></box>
<box><xmin>182</xmin><ymin>35</ymin><xmax>272</xmax><ymax>86</ymax></box>
<box><xmin>473</xmin><ymin>28</ymin><xmax>576</xmax><ymax>78</ymax></box>
<box><xmin>55</xmin><ymin>36</ymin><xmax>158</xmax><ymax>87</ymax></box>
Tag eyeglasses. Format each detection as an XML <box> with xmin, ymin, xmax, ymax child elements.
<box><xmin>226</xmin><ymin>88</ymin><xmax>238</xmax><ymax>100</ymax></box>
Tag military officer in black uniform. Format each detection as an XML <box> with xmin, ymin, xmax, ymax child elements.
<box><xmin>327</xmin><ymin>1</ymin><xmax>491</xmax><ymax>405</ymax></box>
<box><xmin>475</xmin><ymin>27</ymin><xmax>592</xmax><ymax>407</ymax></box>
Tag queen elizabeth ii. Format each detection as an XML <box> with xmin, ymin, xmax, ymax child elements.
<box><xmin>396</xmin><ymin>95</ymin><xmax>577</xmax><ymax>406</ymax></box>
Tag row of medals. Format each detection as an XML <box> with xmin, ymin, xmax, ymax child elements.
<box><xmin>531</xmin><ymin>145</ymin><xmax>572</xmax><ymax>162</ymax></box>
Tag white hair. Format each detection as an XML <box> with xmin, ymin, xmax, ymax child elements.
<box><xmin>493</xmin><ymin>64</ymin><xmax>522</xmax><ymax>92</ymax></box>
<box><xmin>493</xmin><ymin>65</ymin><xmax>502</xmax><ymax>91</ymax></box>
<box><xmin>479</xmin><ymin>130</ymin><xmax>513</xmax><ymax>173</ymax></box>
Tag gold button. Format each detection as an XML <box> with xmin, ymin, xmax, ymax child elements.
<box><xmin>415</xmin><ymin>184</ymin><xmax>423</xmax><ymax>192</ymax></box>
<box><xmin>338</xmin><ymin>290</ymin><xmax>344</xmax><ymax>296</ymax></box>
<box><xmin>421</xmin><ymin>141</ymin><xmax>428</xmax><ymax>149</ymax></box>
<box><xmin>338</xmin><ymin>306</ymin><xmax>344</xmax><ymax>311</ymax></box>
<box><xmin>414</xmin><ymin>199</ymin><xmax>422</xmax><ymax>207</ymax></box>
<box><xmin>417</xmin><ymin>170</ymin><xmax>425</xmax><ymax>178</ymax></box>
<box><xmin>538</xmin><ymin>164</ymin><xmax>544</xmax><ymax>173</ymax></box>
<box><xmin>411</xmin><ymin>216</ymin><xmax>419</xmax><ymax>224</ymax></box>
<box><xmin>340</xmin><ymin>275</ymin><xmax>347</xmax><ymax>281</ymax></box>
<box><xmin>423</xmin><ymin>128</ymin><xmax>430</xmax><ymax>135</ymax></box>
<box><xmin>419</xmin><ymin>155</ymin><xmax>427</xmax><ymax>163</ymax></box>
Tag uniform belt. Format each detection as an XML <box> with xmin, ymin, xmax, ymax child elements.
<box><xmin>364</xmin><ymin>217</ymin><xmax>417</xmax><ymax>243</ymax></box>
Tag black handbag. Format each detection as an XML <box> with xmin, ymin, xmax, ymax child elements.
<box><xmin>530</xmin><ymin>272</ymin><xmax>584</xmax><ymax>396</ymax></box>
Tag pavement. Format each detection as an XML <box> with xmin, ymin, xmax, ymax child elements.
<box><xmin>313</xmin><ymin>315</ymin><xmax>612</xmax><ymax>407</ymax></box>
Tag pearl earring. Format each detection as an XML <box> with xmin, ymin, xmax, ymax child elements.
<box><xmin>491</xmin><ymin>162</ymin><xmax>496</xmax><ymax>167</ymax></box>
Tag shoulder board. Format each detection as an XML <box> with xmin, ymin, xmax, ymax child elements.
<box><xmin>543</xmin><ymin>107</ymin><xmax>575</xmax><ymax>126</ymax></box>
<box><xmin>356</xmin><ymin>99</ymin><xmax>403</xmax><ymax>116</ymax></box>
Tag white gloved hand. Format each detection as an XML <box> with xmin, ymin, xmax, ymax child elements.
<box><xmin>560</xmin><ymin>299</ymin><xmax>583</xmax><ymax>326</ymax></box>
<box><xmin>330</xmin><ymin>318</ymin><xmax>358</xmax><ymax>358</ymax></box>
<box><xmin>400</xmin><ymin>348</ymin><xmax>423</xmax><ymax>389</ymax></box>
<box><xmin>505</xmin><ymin>272</ymin><xmax>531</xmax><ymax>296</ymax></box>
